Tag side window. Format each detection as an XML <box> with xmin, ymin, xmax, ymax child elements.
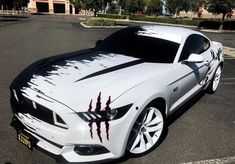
<box><xmin>179</xmin><ymin>34</ymin><xmax>210</xmax><ymax>61</ymax></box>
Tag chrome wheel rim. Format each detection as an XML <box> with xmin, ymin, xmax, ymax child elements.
<box><xmin>212</xmin><ymin>66</ymin><xmax>221</xmax><ymax>92</ymax></box>
<box><xmin>128</xmin><ymin>107</ymin><xmax>164</xmax><ymax>154</ymax></box>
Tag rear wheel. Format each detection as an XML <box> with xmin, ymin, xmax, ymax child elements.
<box><xmin>127</xmin><ymin>105</ymin><xmax>167</xmax><ymax>156</ymax></box>
<box><xmin>207</xmin><ymin>65</ymin><xmax>222</xmax><ymax>94</ymax></box>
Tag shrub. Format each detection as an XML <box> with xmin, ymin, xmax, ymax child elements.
<box><xmin>198</xmin><ymin>20</ymin><xmax>235</xmax><ymax>30</ymax></box>
<box><xmin>198</xmin><ymin>21</ymin><xmax>221</xmax><ymax>29</ymax></box>
<box><xmin>129</xmin><ymin>15</ymin><xmax>201</xmax><ymax>26</ymax></box>
<box><xmin>97</xmin><ymin>14</ymin><xmax>129</xmax><ymax>19</ymax></box>
<box><xmin>86</xmin><ymin>18</ymin><xmax>116</xmax><ymax>26</ymax></box>
<box><xmin>223</xmin><ymin>21</ymin><xmax>235</xmax><ymax>30</ymax></box>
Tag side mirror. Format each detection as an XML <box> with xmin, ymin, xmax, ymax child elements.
<box><xmin>185</xmin><ymin>53</ymin><xmax>204</xmax><ymax>63</ymax></box>
<box><xmin>96</xmin><ymin>40</ymin><xmax>103</xmax><ymax>47</ymax></box>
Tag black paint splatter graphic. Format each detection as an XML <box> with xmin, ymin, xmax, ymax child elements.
<box><xmin>200</xmin><ymin>49</ymin><xmax>220</xmax><ymax>86</ymax></box>
<box><xmin>87</xmin><ymin>92</ymin><xmax>111</xmax><ymax>143</ymax></box>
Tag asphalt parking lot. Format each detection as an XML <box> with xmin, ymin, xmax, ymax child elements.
<box><xmin>0</xmin><ymin>15</ymin><xmax>234</xmax><ymax>164</ymax></box>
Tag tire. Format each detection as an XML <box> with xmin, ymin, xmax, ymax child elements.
<box><xmin>206</xmin><ymin>65</ymin><xmax>222</xmax><ymax>94</ymax></box>
<box><xmin>126</xmin><ymin>104</ymin><xmax>167</xmax><ymax>157</ymax></box>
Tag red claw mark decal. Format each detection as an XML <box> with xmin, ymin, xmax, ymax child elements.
<box><xmin>106</xmin><ymin>96</ymin><xmax>111</xmax><ymax>109</ymax></box>
<box><xmin>105</xmin><ymin>96</ymin><xmax>111</xmax><ymax>140</ymax></box>
<box><xmin>88</xmin><ymin>122</ymin><xmax>93</xmax><ymax>139</ymax></box>
<box><xmin>95</xmin><ymin>92</ymin><xmax>102</xmax><ymax>112</ymax></box>
<box><xmin>87</xmin><ymin>92</ymin><xmax>111</xmax><ymax>143</ymax></box>
<box><xmin>105</xmin><ymin>121</ymin><xmax>109</xmax><ymax>140</ymax></box>
<box><xmin>96</xmin><ymin>122</ymin><xmax>102</xmax><ymax>143</ymax></box>
<box><xmin>88</xmin><ymin>99</ymin><xmax>93</xmax><ymax>138</ymax></box>
<box><xmin>88</xmin><ymin>99</ymin><xmax>92</xmax><ymax>112</ymax></box>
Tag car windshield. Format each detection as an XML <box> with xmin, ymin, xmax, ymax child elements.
<box><xmin>96</xmin><ymin>26</ymin><xmax>180</xmax><ymax>63</ymax></box>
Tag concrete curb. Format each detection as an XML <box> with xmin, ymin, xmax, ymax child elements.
<box><xmin>117</xmin><ymin>19</ymin><xmax>197</xmax><ymax>29</ymax></box>
<box><xmin>123</xmin><ymin>20</ymin><xmax>235</xmax><ymax>33</ymax></box>
<box><xmin>80</xmin><ymin>22</ymin><xmax>127</xmax><ymax>29</ymax></box>
<box><xmin>201</xmin><ymin>29</ymin><xmax>235</xmax><ymax>33</ymax></box>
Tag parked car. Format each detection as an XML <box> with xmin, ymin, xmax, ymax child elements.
<box><xmin>10</xmin><ymin>25</ymin><xmax>223</xmax><ymax>163</ymax></box>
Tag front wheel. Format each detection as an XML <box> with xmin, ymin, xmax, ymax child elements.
<box><xmin>127</xmin><ymin>106</ymin><xmax>167</xmax><ymax>156</ymax></box>
<box><xmin>206</xmin><ymin>65</ymin><xmax>222</xmax><ymax>94</ymax></box>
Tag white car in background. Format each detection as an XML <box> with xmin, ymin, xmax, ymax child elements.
<box><xmin>10</xmin><ymin>25</ymin><xmax>223</xmax><ymax>163</ymax></box>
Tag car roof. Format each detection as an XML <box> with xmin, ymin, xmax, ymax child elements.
<box><xmin>131</xmin><ymin>25</ymin><xmax>200</xmax><ymax>44</ymax></box>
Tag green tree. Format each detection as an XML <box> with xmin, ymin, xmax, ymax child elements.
<box><xmin>145</xmin><ymin>0</ymin><xmax>163</xmax><ymax>16</ymax></box>
<box><xmin>73</xmin><ymin>0</ymin><xmax>103</xmax><ymax>16</ymax></box>
<box><xmin>189</xmin><ymin>0</ymin><xmax>204</xmax><ymax>12</ymax></box>
<box><xmin>166</xmin><ymin>0</ymin><xmax>190</xmax><ymax>16</ymax></box>
<box><xmin>104</xmin><ymin>0</ymin><xmax>112</xmax><ymax>13</ymax></box>
<box><xmin>0</xmin><ymin>0</ymin><xmax>28</xmax><ymax>11</ymax></box>
<box><xmin>206</xmin><ymin>0</ymin><xmax>235</xmax><ymax>29</ymax></box>
<box><xmin>125</xmin><ymin>0</ymin><xmax>145</xmax><ymax>14</ymax></box>
<box><xmin>70</xmin><ymin>0</ymin><xmax>82</xmax><ymax>13</ymax></box>
<box><xmin>118</xmin><ymin>0</ymin><xmax>126</xmax><ymax>15</ymax></box>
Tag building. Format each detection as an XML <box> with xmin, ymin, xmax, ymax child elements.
<box><xmin>28</xmin><ymin>0</ymin><xmax>75</xmax><ymax>14</ymax></box>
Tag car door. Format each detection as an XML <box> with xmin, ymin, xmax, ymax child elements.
<box><xmin>170</xmin><ymin>34</ymin><xmax>212</xmax><ymax>110</ymax></box>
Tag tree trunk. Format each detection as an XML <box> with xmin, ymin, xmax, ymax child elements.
<box><xmin>94</xmin><ymin>9</ymin><xmax>97</xmax><ymax>17</ymax></box>
<box><xmin>174</xmin><ymin>8</ymin><xmax>178</xmax><ymax>18</ymax></box>
<box><xmin>104</xmin><ymin>2</ymin><xmax>108</xmax><ymax>14</ymax></box>
<box><xmin>118</xmin><ymin>6</ymin><xmax>122</xmax><ymax>15</ymax></box>
<box><xmin>219</xmin><ymin>13</ymin><xmax>226</xmax><ymax>31</ymax></box>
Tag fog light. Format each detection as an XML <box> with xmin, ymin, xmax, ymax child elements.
<box><xmin>74</xmin><ymin>145</ymin><xmax>109</xmax><ymax>155</ymax></box>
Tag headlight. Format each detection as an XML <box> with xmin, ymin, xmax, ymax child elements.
<box><xmin>106</xmin><ymin>108</ymin><xmax>117</xmax><ymax>120</ymax></box>
<box><xmin>78</xmin><ymin>104</ymin><xmax>133</xmax><ymax>122</ymax></box>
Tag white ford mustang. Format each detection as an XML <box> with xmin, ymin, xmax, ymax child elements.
<box><xmin>10</xmin><ymin>25</ymin><xmax>224</xmax><ymax>163</ymax></box>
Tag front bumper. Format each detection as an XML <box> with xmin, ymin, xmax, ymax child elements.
<box><xmin>10</xmin><ymin>116</ymin><xmax>119</xmax><ymax>163</ymax></box>
<box><xmin>10</xmin><ymin>93</ymin><xmax>139</xmax><ymax>163</ymax></box>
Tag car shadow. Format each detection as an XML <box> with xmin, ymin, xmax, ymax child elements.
<box><xmin>167</xmin><ymin>90</ymin><xmax>205</xmax><ymax>126</ymax></box>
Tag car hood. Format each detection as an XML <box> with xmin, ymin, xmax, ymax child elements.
<box><xmin>18</xmin><ymin>51</ymin><xmax>171</xmax><ymax>112</ymax></box>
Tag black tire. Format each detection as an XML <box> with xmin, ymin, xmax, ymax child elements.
<box><xmin>126</xmin><ymin>103</ymin><xmax>168</xmax><ymax>157</ymax></box>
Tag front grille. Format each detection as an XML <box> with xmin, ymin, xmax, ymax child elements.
<box><xmin>11</xmin><ymin>90</ymin><xmax>55</xmax><ymax>125</ymax></box>
<box><xmin>10</xmin><ymin>89</ymin><xmax>68</xmax><ymax>129</ymax></box>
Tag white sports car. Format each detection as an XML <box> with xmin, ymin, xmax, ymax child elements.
<box><xmin>10</xmin><ymin>25</ymin><xmax>224</xmax><ymax>163</ymax></box>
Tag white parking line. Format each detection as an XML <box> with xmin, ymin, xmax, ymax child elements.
<box><xmin>181</xmin><ymin>156</ymin><xmax>235</xmax><ymax>164</ymax></box>
<box><xmin>221</xmin><ymin>78</ymin><xmax>235</xmax><ymax>84</ymax></box>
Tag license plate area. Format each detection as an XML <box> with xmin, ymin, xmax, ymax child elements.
<box><xmin>17</xmin><ymin>130</ymin><xmax>33</xmax><ymax>150</ymax></box>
